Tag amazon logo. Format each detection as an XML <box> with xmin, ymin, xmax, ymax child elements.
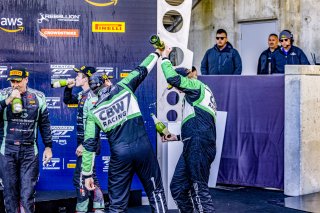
<box><xmin>84</xmin><ymin>0</ymin><xmax>118</xmax><ymax>7</ymax></box>
<box><xmin>0</xmin><ymin>17</ymin><xmax>24</xmax><ymax>33</ymax></box>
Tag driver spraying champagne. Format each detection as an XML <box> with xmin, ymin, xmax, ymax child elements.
<box><xmin>159</xmin><ymin>42</ymin><xmax>217</xmax><ymax>212</ymax></box>
<box><xmin>81</xmin><ymin>40</ymin><xmax>167</xmax><ymax>212</ymax></box>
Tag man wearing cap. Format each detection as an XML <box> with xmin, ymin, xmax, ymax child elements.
<box><xmin>62</xmin><ymin>66</ymin><xmax>105</xmax><ymax>213</ymax></box>
<box><xmin>271</xmin><ymin>30</ymin><xmax>310</xmax><ymax>73</ymax></box>
<box><xmin>81</xmin><ymin>50</ymin><xmax>167</xmax><ymax>213</ymax></box>
<box><xmin>160</xmin><ymin>46</ymin><xmax>217</xmax><ymax>212</ymax></box>
<box><xmin>0</xmin><ymin>68</ymin><xmax>53</xmax><ymax>213</ymax></box>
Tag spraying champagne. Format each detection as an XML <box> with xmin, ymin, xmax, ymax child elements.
<box><xmin>149</xmin><ymin>34</ymin><xmax>173</xmax><ymax>90</ymax></box>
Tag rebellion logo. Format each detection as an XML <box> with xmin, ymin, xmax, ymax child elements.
<box><xmin>92</xmin><ymin>22</ymin><xmax>125</xmax><ymax>33</ymax></box>
<box><xmin>0</xmin><ymin>17</ymin><xmax>24</xmax><ymax>33</ymax></box>
<box><xmin>85</xmin><ymin>0</ymin><xmax>118</xmax><ymax>7</ymax></box>
<box><xmin>37</xmin><ymin>13</ymin><xmax>80</xmax><ymax>23</ymax></box>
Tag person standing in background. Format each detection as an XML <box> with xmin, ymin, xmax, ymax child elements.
<box><xmin>201</xmin><ymin>28</ymin><xmax>242</xmax><ymax>75</ymax></box>
<box><xmin>257</xmin><ymin>33</ymin><xmax>280</xmax><ymax>74</ymax></box>
<box><xmin>271</xmin><ymin>30</ymin><xmax>310</xmax><ymax>73</ymax></box>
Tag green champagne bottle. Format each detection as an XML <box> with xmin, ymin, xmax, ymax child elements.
<box><xmin>151</xmin><ymin>113</ymin><xmax>171</xmax><ymax>137</ymax></box>
<box><xmin>12</xmin><ymin>98</ymin><xmax>23</xmax><ymax>113</ymax></box>
<box><xmin>149</xmin><ymin>35</ymin><xmax>165</xmax><ymax>50</ymax></box>
<box><xmin>51</xmin><ymin>79</ymin><xmax>68</xmax><ymax>88</ymax></box>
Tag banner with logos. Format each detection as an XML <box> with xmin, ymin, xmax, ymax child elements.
<box><xmin>0</xmin><ymin>0</ymin><xmax>157</xmax><ymax>191</ymax></box>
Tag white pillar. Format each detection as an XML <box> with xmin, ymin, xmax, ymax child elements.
<box><xmin>285</xmin><ymin>65</ymin><xmax>320</xmax><ymax>196</ymax></box>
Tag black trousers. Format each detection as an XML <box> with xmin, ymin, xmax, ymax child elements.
<box><xmin>108</xmin><ymin>135</ymin><xmax>167</xmax><ymax>213</ymax></box>
<box><xmin>170</xmin><ymin>130</ymin><xmax>216</xmax><ymax>213</ymax></box>
<box><xmin>0</xmin><ymin>144</ymin><xmax>39</xmax><ymax>213</ymax></box>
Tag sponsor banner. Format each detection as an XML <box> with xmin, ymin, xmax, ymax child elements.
<box><xmin>43</xmin><ymin>158</ymin><xmax>61</xmax><ymax>170</ymax></box>
<box><xmin>120</xmin><ymin>69</ymin><xmax>131</xmax><ymax>78</ymax></box>
<box><xmin>40</xmin><ymin>29</ymin><xmax>79</xmax><ymax>38</ymax></box>
<box><xmin>67</xmin><ymin>159</ymin><xmax>77</xmax><ymax>169</ymax></box>
<box><xmin>96</xmin><ymin>66</ymin><xmax>115</xmax><ymax>78</ymax></box>
<box><xmin>102</xmin><ymin>156</ymin><xmax>110</xmax><ymax>173</ymax></box>
<box><xmin>0</xmin><ymin>17</ymin><xmax>24</xmax><ymax>33</ymax></box>
<box><xmin>46</xmin><ymin>97</ymin><xmax>61</xmax><ymax>109</ymax></box>
<box><xmin>84</xmin><ymin>0</ymin><xmax>119</xmax><ymax>7</ymax></box>
<box><xmin>50</xmin><ymin>64</ymin><xmax>75</xmax><ymax>79</ymax></box>
<box><xmin>67</xmin><ymin>104</ymin><xmax>78</xmax><ymax>108</ymax></box>
<box><xmin>100</xmin><ymin>132</ymin><xmax>107</xmax><ymax>140</ymax></box>
<box><xmin>0</xmin><ymin>66</ymin><xmax>7</xmax><ymax>78</ymax></box>
<box><xmin>38</xmin><ymin>13</ymin><xmax>80</xmax><ymax>23</ymax></box>
<box><xmin>51</xmin><ymin>126</ymin><xmax>75</xmax><ymax>145</ymax></box>
<box><xmin>92</xmin><ymin>22</ymin><xmax>125</xmax><ymax>33</ymax></box>
<box><xmin>0</xmin><ymin>0</ymin><xmax>156</xmax><ymax>192</ymax></box>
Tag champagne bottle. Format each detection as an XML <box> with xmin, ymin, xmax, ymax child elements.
<box><xmin>12</xmin><ymin>98</ymin><xmax>23</xmax><ymax>113</ymax></box>
<box><xmin>151</xmin><ymin>113</ymin><xmax>171</xmax><ymax>137</ymax></box>
<box><xmin>51</xmin><ymin>79</ymin><xmax>68</xmax><ymax>88</ymax></box>
<box><xmin>149</xmin><ymin>35</ymin><xmax>165</xmax><ymax>50</ymax></box>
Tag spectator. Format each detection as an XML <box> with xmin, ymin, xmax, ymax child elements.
<box><xmin>271</xmin><ymin>30</ymin><xmax>310</xmax><ymax>73</ymax></box>
<box><xmin>201</xmin><ymin>28</ymin><xmax>242</xmax><ymax>75</ymax></box>
<box><xmin>257</xmin><ymin>33</ymin><xmax>280</xmax><ymax>74</ymax></box>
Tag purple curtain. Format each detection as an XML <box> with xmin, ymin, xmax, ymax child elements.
<box><xmin>199</xmin><ymin>75</ymin><xmax>284</xmax><ymax>189</ymax></box>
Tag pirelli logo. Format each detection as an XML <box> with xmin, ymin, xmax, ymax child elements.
<box><xmin>92</xmin><ymin>22</ymin><xmax>125</xmax><ymax>33</ymax></box>
<box><xmin>67</xmin><ymin>104</ymin><xmax>78</xmax><ymax>108</ymax></box>
<box><xmin>10</xmin><ymin>70</ymin><xmax>23</xmax><ymax>76</ymax></box>
<box><xmin>67</xmin><ymin>163</ymin><xmax>76</xmax><ymax>168</ymax></box>
<box><xmin>120</xmin><ymin>73</ymin><xmax>129</xmax><ymax>78</ymax></box>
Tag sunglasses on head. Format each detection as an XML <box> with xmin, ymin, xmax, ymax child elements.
<box><xmin>280</xmin><ymin>38</ymin><xmax>289</xmax><ymax>42</ymax></box>
<box><xmin>216</xmin><ymin>37</ymin><xmax>226</xmax><ymax>40</ymax></box>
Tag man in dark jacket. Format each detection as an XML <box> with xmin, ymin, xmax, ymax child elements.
<box><xmin>201</xmin><ymin>28</ymin><xmax>242</xmax><ymax>75</ymax></box>
<box><xmin>271</xmin><ymin>30</ymin><xmax>310</xmax><ymax>73</ymax></box>
<box><xmin>257</xmin><ymin>33</ymin><xmax>280</xmax><ymax>74</ymax></box>
<box><xmin>82</xmin><ymin>50</ymin><xmax>167</xmax><ymax>213</ymax></box>
<box><xmin>0</xmin><ymin>68</ymin><xmax>53</xmax><ymax>213</ymax></box>
<box><xmin>161</xmin><ymin>46</ymin><xmax>217</xmax><ymax>212</ymax></box>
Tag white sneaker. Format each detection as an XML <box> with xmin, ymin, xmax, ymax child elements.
<box><xmin>94</xmin><ymin>210</ymin><xmax>105</xmax><ymax>213</ymax></box>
